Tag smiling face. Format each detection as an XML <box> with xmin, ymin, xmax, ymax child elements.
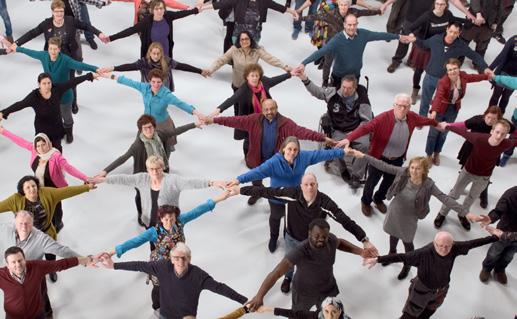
<box><xmin>140</xmin><ymin>123</ymin><xmax>156</xmax><ymax>139</ymax></box>
<box><xmin>433</xmin><ymin>232</ymin><xmax>453</xmax><ymax>256</ymax></box>
<box><xmin>146</xmin><ymin>163</ymin><xmax>164</xmax><ymax>180</ymax></box>
<box><xmin>6</xmin><ymin>252</ymin><xmax>26</xmax><ymax>278</ymax></box>
<box><xmin>445</xmin><ymin>63</ymin><xmax>460</xmax><ymax>81</ymax></box>
<box><xmin>35</xmin><ymin>140</ymin><xmax>51</xmax><ymax>154</ymax></box>
<box><xmin>308</xmin><ymin>225</ymin><xmax>330</xmax><ymax>249</ymax></box>
<box><xmin>262</xmin><ymin>100</ymin><xmax>278</xmax><ymax>122</ymax></box>
<box><xmin>23</xmin><ymin>180</ymin><xmax>39</xmax><ymax>201</ymax></box>
<box><xmin>490</xmin><ymin>123</ymin><xmax>509</xmax><ymax>144</ymax></box>
<box><xmin>445</xmin><ymin>24</ymin><xmax>460</xmax><ymax>43</ymax></box>
<box><xmin>484</xmin><ymin>112</ymin><xmax>499</xmax><ymax>126</ymax></box>
<box><xmin>149</xmin><ymin>48</ymin><xmax>162</xmax><ymax>63</ymax></box>
<box><xmin>160</xmin><ymin>213</ymin><xmax>176</xmax><ymax>230</ymax></box>
<box><xmin>300</xmin><ymin>174</ymin><xmax>318</xmax><ymax>203</ymax></box>
<box><xmin>282</xmin><ymin>142</ymin><xmax>299</xmax><ymax>164</ymax></box>
<box><xmin>434</xmin><ymin>0</ymin><xmax>447</xmax><ymax>14</ymax></box>
<box><xmin>246</xmin><ymin>71</ymin><xmax>261</xmax><ymax>87</ymax></box>
<box><xmin>409</xmin><ymin>161</ymin><xmax>424</xmax><ymax>180</ymax></box>
<box><xmin>393</xmin><ymin>96</ymin><xmax>411</xmax><ymax>120</ymax></box>
<box><xmin>52</xmin><ymin>7</ymin><xmax>65</xmax><ymax>23</ymax></box>
<box><xmin>338</xmin><ymin>0</ymin><xmax>350</xmax><ymax>16</ymax></box>
<box><xmin>48</xmin><ymin>44</ymin><xmax>60</xmax><ymax>61</ymax></box>
<box><xmin>150</xmin><ymin>76</ymin><xmax>163</xmax><ymax>92</ymax></box>
<box><xmin>15</xmin><ymin>214</ymin><xmax>33</xmax><ymax>239</ymax></box>
<box><xmin>171</xmin><ymin>250</ymin><xmax>190</xmax><ymax>275</ymax></box>
<box><xmin>343</xmin><ymin>15</ymin><xmax>358</xmax><ymax>37</ymax></box>
<box><xmin>239</xmin><ymin>33</ymin><xmax>251</xmax><ymax>49</ymax></box>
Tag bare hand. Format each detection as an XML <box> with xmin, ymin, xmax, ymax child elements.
<box><xmin>345</xmin><ymin>147</ymin><xmax>364</xmax><ymax>158</ymax></box>
<box><xmin>324</xmin><ymin>137</ymin><xmax>337</xmax><ymax>147</ymax></box>
<box><xmin>335</xmin><ymin>138</ymin><xmax>350</xmax><ymax>149</ymax></box>
<box><xmin>256</xmin><ymin>305</ymin><xmax>273</xmax><ymax>313</ymax></box>
<box><xmin>98</xmin><ymin>33</ymin><xmax>110</xmax><ymax>44</ymax></box>
<box><xmin>209</xmin><ymin>108</ymin><xmax>221</xmax><ymax>118</ymax></box>
<box><xmin>226</xmin><ymin>179</ymin><xmax>240</xmax><ymax>188</ymax></box>
<box><xmin>428</xmin><ymin>111</ymin><xmax>437</xmax><ymax>120</ymax></box>
<box><xmin>484</xmin><ymin>225</ymin><xmax>503</xmax><ymax>238</ymax></box>
<box><xmin>246</xmin><ymin>296</ymin><xmax>264</xmax><ymax>312</ymax></box>
<box><xmin>362</xmin><ymin>241</ymin><xmax>379</xmax><ymax>258</ymax></box>
<box><xmin>201</xmin><ymin>69</ymin><xmax>211</xmax><ymax>77</ymax></box>
<box><xmin>210</xmin><ymin>180</ymin><xmax>227</xmax><ymax>190</ymax></box>
<box><xmin>363</xmin><ymin>257</ymin><xmax>378</xmax><ymax>269</ymax></box>
<box><xmin>227</xmin><ymin>185</ymin><xmax>240</xmax><ymax>196</ymax></box>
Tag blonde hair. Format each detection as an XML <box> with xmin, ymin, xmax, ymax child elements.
<box><xmin>146</xmin><ymin>42</ymin><xmax>169</xmax><ymax>74</ymax></box>
<box><xmin>145</xmin><ymin>155</ymin><xmax>165</xmax><ymax>169</ymax></box>
<box><xmin>408</xmin><ymin>156</ymin><xmax>430</xmax><ymax>179</ymax></box>
<box><xmin>51</xmin><ymin>0</ymin><xmax>65</xmax><ymax>10</ymax></box>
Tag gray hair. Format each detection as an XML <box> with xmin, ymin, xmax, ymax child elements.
<box><xmin>170</xmin><ymin>242</ymin><xmax>192</xmax><ymax>259</ymax></box>
<box><xmin>15</xmin><ymin>210</ymin><xmax>34</xmax><ymax>220</ymax></box>
<box><xmin>394</xmin><ymin>93</ymin><xmax>411</xmax><ymax>105</ymax></box>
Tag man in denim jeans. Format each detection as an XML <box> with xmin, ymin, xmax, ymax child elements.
<box><xmin>290</xmin><ymin>0</ymin><xmax>320</xmax><ymax>40</ymax></box>
<box><xmin>0</xmin><ymin>0</ymin><xmax>13</xmax><ymax>42</ymax></box>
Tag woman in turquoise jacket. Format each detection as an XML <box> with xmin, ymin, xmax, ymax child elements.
<box><xmin>104</xmin><ymin>69</ymin><xmax>206</xmax><ymax>151</ymax></box>
<box><xmin>229</xmin><ymin>136</ymin><xmax>345</xmax><ymax>252</ymax></box>
<box><xmin>11</xmin><ymin>37</ymin><xmax>98</xmax><ymax>143</ymax></box>
<box><xmin>103</xmin><ymin>190</ymin><xmax>232</xmax><ymax>310</ymax></box>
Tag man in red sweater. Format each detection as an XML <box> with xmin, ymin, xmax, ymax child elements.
<box><xmin>336</xmin><ymin>93</ymin><xmax>437</xmax><ymax>216</ymax></box>
<box><xmin>206</xmin><ymin>98</ymin><xmax>335</xmax><ymax>205</ymax></box>
<box><xmin>434</xmin><ymin>120</ymin><xmax>517</xmax><ymax>231</ymax></box>
<box><xmin>0</xmin><ymin>246</ymin><xmax>92</xmax><ymax>319</ymax></box>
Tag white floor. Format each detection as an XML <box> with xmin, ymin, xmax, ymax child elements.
<box><xmin>0</xmin><ymin>1</ymin><xmax>516</xmax><ymax>318</ymax></box>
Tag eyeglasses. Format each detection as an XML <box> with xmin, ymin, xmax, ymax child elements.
<box><xmin>394</xmin><ymin>103</ymin><xmax>410</xmax><ymax>108</ymax></box>
<box><xmin>171</xmin><ymin>255</ymin><xmax>188</xmax><ymax>261</ymax></box>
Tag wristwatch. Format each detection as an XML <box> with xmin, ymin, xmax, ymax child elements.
<box><xmin>361</xmin><ymin>237</ymin><xmax>370</xmax><ymax>243</ymax></box>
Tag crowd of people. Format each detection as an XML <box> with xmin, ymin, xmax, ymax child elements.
<box><xmin>0</xmin><ymin>0</ymin><xmax>516</xmax><ymax>318</ymax></box>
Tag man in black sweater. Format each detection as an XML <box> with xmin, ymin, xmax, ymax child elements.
<box><xmin>100</xmin><ymin>243</ymin><xmax>248</xmax><ymax>318</ymax></box>
<box><xmin>479</xmin><ymin>185</ymin><xmax>517</xmax><ymax>285</ymax></box>
<box><xmin>364</xmin><ymin>231</ymin><xmax>498</xmax><ymax>319</ymax></box>
<box><xmin>246</xmin><ymin>219</ymin><xmax>366</xmax><ymax>313</ymax></box>
<box><xmin>235</xmin><ymin>172</ymin><xmax>378</xmax><ymax>293</ymax></box>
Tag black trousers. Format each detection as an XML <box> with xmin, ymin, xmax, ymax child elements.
<box><xmin>392</xmin><ymin>22</ymin><xmax>412</xmax><ymax>63</ymax></box>
<box><xmin>41</xmin><ymin>279</ymin><xmax>53</xmax><ymax>316</ymax></box>
<box><xmin>151</xmin><ymin>285</ymin><xmax>160</xmax><ymax>310</ymax></box>
<box><xmin>489</xmin><ymin>84</ymin><xmax>514</xmax><ymax>114</ymax></box>
<box><xmin>268</xmin><ymin>201</ymin><xmax>285</xmax><ymax>240</ymax></box>
<box><xmin>51</xmin><ymin>201</ymin><xmax>64</xmax><ymax>233</ymax></box>
<box><xmin>224</xmin><ymin>21</ymin><xmax>235</xmax><ymax>52</ymax></box>
<box><xmin>361</xmin><ymin>156</ymin><xmax>404</xmax><ymax>205</ymax></box>
<box><xmin>135</xmin><ymin>188</ymin><xmax>143</xmax><ymax>221</ymax></box>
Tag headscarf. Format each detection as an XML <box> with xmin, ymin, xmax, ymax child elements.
<box><xmin>33</xmin><ymin>133</ymin><xmax>58</xmax><ymax>161</ymax></box>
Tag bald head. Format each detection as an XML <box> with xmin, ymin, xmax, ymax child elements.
<box><xmin>301</xmin><ymin>172</ymin><xmax>318</xmax><ymax>202</ymax></box>
<box><xmin>433</xmin><ymin>231</ymin><xmax>454</xmax><ymax>256</ymax></box>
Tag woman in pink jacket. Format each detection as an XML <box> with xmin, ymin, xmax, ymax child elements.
<box><xmin>0</xmin><ymin>126</ymin><xmax>89</xmax><ymax>232</ymax></box>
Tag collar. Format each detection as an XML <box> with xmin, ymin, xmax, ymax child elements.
<box><xmin>343</xmin><ymin>31</ymin><xmax>357</xmax><ymax>40</ymax></box>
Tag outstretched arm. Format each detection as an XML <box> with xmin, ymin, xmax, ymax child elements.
<box><xmin>115</xmin><ymin>227</ymin><xmax>158</xmax><ymax>257</ymax></box>
<box><xmin>0</xmin><ymin>128</ymin><xmax>34</xmax><ymax>151</ymax></box>
<box><xmin>203</xmin><ymin>276</ymin><xmax>248</xmax><ymax>305</ymax></box>
<box><xmin>246</xmin><ymin>259</ymin><xmax>293</xmax><ymax>311</ymax></box>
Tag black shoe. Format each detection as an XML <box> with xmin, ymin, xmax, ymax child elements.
<box><xmin>49</xmin><ymin>272</ymin><xmax>58</xmax><ymax>283</ymax></box>
<box><xmin>492</xmin><ymin>33</ymin><xmax>506</xmax><ymax>44</ymax></box>
<box><xmin>348</xmin><ymin>176</ymin><xmax>361</xmax><ymax>193</ymax></box>
<box><xmin>340</xmin><ymin>170</ymin><xmax>351</xmax><ymax>182</ymax></box>
<box><xmin>480</xmin><ymin>193</ymin><xmax>488</xmax><ymax>209</ymax></box>
<box><xmin>72</xmin><ymin>103</ymin><xmax>79</xmax><ymax>114</ymax></box>
<box><xmin>247</xmin><ymin>196</ymin><xmax>259</xmax><ymax>206</ymax></box>
<box><xmin>65</xmin><ymin>127</ymin><xmax>74</xmax><ymax>144</ymax></box>
<box><xmin>137</xmin><ymin>217</ymin><xmax>146</xmax><ymax>227</ymax></box>
<box><xmin>387</xmin><ymin>61</ymin><xmax>400</xmax><ymax>73</ymax></box>
<box><xmin>268</xmin><ymin>237</ymin><xmax>278</xmax><ymax>253</ymax></box>
<box><xmin>317</xmin><ymin>62</ymin><xmax>324</xmax><ymax>70</ymax></box>
<box><xmin>397</xmin><ymin>265</ymin><xmax>411</xmax><ymax>280</ymax></box>
<box><xmin>458</xmin><ymin>215</ymin><xmax>471</xmax><ymax>231</ymax></box>
<box><xmin>280</xmin><ymin>277</ymin><xmax>291</xmax><ymax>293</ymax></box>
<box><xmin>87</xmin><ymin>38</ymin><xmax>98</xmax><ymax>50</ymax></box>
<box><xmin>434</xmin><ymin>214</ymin><xmax>445</xmax><ymax>228</ymax></box>
<box><xmin>54</xmin><ymin>221</ymin><xmax>64</xmax><ymax>233</ymax></box>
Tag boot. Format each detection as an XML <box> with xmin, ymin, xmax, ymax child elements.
<box><xmin>432</xmin><ymin>152</ymin><xmax>441</xmax><ymax>166</ymax></box>
<box><xmin>65</xmin><ymin>127</ymin><xmax>74</xmax><ymax>144</ymax></box>
<box><xmin>411</xmin><ymin>87</ymin><xmax>419</xmax><ymax>105</ymax></box>
<box><xmin>268</xmin><ymin>236</ymin><xmax>278</xmax><ymax>253</ymax></box>
<box><xmin>387</xmin><ymin>60</ymin><xmax>400</xmax><ymax>73</ymax></box>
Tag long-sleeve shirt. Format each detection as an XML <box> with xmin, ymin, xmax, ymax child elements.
<box><xmin>0</xmin><ymin>224</ymin><xmax>79</xmax><ymax>264</ymax></box>
<box><xmin>116</xmin><ymin>75</ymin><xmax>195</xmax><ymax>123</ymax></box>
<box><xmin>494</xmin><ymin>75</ymin><xmax>517</xmax><ymax>90</ymax></box>
<box><xmin>114</xmin><ymin>261</ymin><xmax>247</xmax><ymax>318</ymax></box>
<box><xmin>113</xmin><ymin>0</ymin><xmax>189</xmax><ymax>25</ymax></box>
<box><xmin>377</xmin><ymin>236</ymin><xmax>497</xmax><ymax>289</ymax></box>
<box><xmin>0</xmin><ymin>258</ymin><xmax>79</xmax><ymax>319</ymax></box>
<box><xmin>241</xmin><ymin>186</ymin><xmax>366</xmax><ymax>242</ymax></box>
<box><xmin>416</xmin><ymin>34</ymin><xmax>488</xmax><ymax>78</ymax></box>
<box><xmin>16</xmin><ymin>47</ymin><xmax>97</xmax><ymax>104</ymax></box>
<box><xmin>115</xmin><ymin>199</ymin><xmax>215</xmax><ymax>257</ymax></box>
<box><xmin>106</xmin><ymin>173</ymin><xmax>209</xmax><ymax>226</ymax></box>
<box><xmin>237</xmin><ymin>149</ymin><xmax>344</xmax><ymax>188</ymax></box>
<box><xmin>448</xmin><ymin>126</ymin><xmax>517</xmax><ymax>176</ymax></box>
<box><xmin>301</xmin><ymin>29</ymin><xmax>399</xmax><ymax>78</ymax></box>
<box><xmin>488</xmin><ymin>186</ymin><xmax>517</xmax><ymax>232</ymax></box>
<box><xmin>0</xmin><ymin>73</ymin><xmax>95</xmax><ymax>141</ymax></box>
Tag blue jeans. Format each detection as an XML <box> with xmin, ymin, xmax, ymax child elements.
<box><xmin>293</xmin><ymin>0</ymin><xmax>319</xmax><ymax>32</ymax></box>
<box><xmin>425</xmin><ymin>104</ymin><xmax>458</xmax><ymax>155</ymax></box>
<box><xmin>0</xmin><ymin>0</ymin><xmax>12</xmax><ymax>37</ymax></box>
<box><xmin>482</xmin><ymin>240</ymin><xmax>517</xmax><ymax>273</ymax></box>
<box><xmin>284</xmin><ymin>232</ymin><xmax>301</xmax><ymax>280</ymax></box>
<box><xmin>79</xmin><ymin>3</ymin><xmax>94</xmax><ymax>41</ymax></box>
<box><xmin>419</xmin><ymin>73</ymin><xmax>439</xmax><ymax>117</ymax></box>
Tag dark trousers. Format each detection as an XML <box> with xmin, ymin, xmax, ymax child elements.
<box><xmin>401</xmin><ymin>277</ymin><xmax>448</xmax><ymax>318</ymax></box>
<box><xmin>495</xmin><ymin>3</ymin><xmax>515</xmax><ymax>35</ymax></box>
<box><xmin>425</xmin><ymin>104</ymin><xmax>458</xmax><ymax>156</ymax></box>
<box><xmin>41</xmin><ymin>279</ymin><xmax>53</xmax><ymax>316</ymax></box>
<box><xmin>362</xmin><ymin>156</ymin><xmax>404</xmax><ymax>205</ymax></box>
<box><xmin>7</xmin><ymin>313</ymin><xmax>45</xmax><ymax>319</ymax></box>
<box><xmin>400</xmin><ymin>309</ymin><xmax>437</xmax><ymax>319</ymax></box>
<box><xmin>392</xmin><ymin>22</ymin><xmax>412</xmax><ymax>63</ymax></box>
<box><xmin>151</xmin><ymin>285</ymin><xmax>160</xmax><ymax>310</ymax></box>
<box><xmin>489</xmin><ymin>83</ymin><xmax>514</xmax><ymax>114</ymax></box>
<box><xmin>135</xmin><ymin>188</ymin><xmax>143</xmax><ymax>221</ymax></box>
<box><xmin>482</xmin><ymin>240</ymin><xmax>517</xmax><ymax>273</ymax></box>
<box><xmin>461</xmin><ymin>24</ymin><xmax>493</xmax><ymax>60</ymax></box>
<box><xmin>224</xmin><ymin>21</ymin><xmax>235</xmax><ymax>52</ymax></box>
<box><xmin>268</xmin><ymin>201</ymin><xmax>285</xmax><ymax>240</ymax></box>
<box><xmin>292</xmin><ymin>287</ymin><xmax>329</xmax><ymax>311</ymax></box>
<box><xmin>50</xmin><ymin>137</ymin><xmax>63</xmax><ymax>153</ymax></box>
<box><xmin>51</xmin><ymin>201</ymin><xmax>64</xmax><ymax>233</ymax></box>
<box><xmin>413</xmin><ymin>68</ymin><xmax>424</xmax><ymax>89</ymax></box>
<box><xmin>79</xmin><ymin>3</ymin><xmax>94</xmax><ymax>41</ymax></box>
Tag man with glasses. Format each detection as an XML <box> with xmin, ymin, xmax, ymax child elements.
<box><xmin>336</xmin><ymin>93</ymin><xmax>438</xmax><ymax>217</ymax></box>
<box><xmin>99</xmin><ymin>243</ymin><xmax>248</xmax><ymax>319</ymax></box>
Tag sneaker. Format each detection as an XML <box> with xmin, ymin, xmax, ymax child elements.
<box><xmin>434</xmin><ymin>213</ymin><xmax>445</xmax><ymax>228</ymax></box>
<box><xmin>492</xmin><ymin>33</ymin><xmax>506</xmax><ymax>44</ymax></box>
<box><xmin>397</xmin><ymin>265</ymin><xmax>411</xmax><ymax>280</ymax></box>
<box><xmin>458</xmin><ymin>215</ymin><xmax>471</xmax><ymax>231</ymax></box>
<box><xmin>361</xmin><ymin>202</ymin><xmax>373</xmax><ymax>217</ymax></box>
<box><xmin>280</xmin><ymin>277</ymin><xmax>291</xmax><ymax>293</ymax></box>
<box><xmin>494</xmin><ymin>271</ymin><xmax>508</xmax><ymax>285</ymax></box>
<box><xmin>499</xmin><ymin>154</ymin><xmax>511</xmax><ymax>167</ymax></box>
<box><xmin>87</xmin><ymin>38</ymin><xmax>98</xmax><ymax>50</ymax></box>
<box><xmin>374</xmin><ymin>200</ymin><xmax>387</xmax><ymax>214</ymax></box>
<box><xmin>479</xmin><ymin>269</ymin><xmax>491</xmax><ymax>283</ymax></box>
<box><xmin>291</xmin><ymin>29</ymin><xmax>300</xmax><ymax>40</ymax></box>
<box><xmin>247</xmin><ymin>196</ymin><xmax>260</xmax><ymax>206</ymax></box>
<box><xmin>268</xmin><ymin>237</ymin><xmax>278</xmax><ymax>253</ymax></box>
<box><xmin>387</xmin><ymin>61</ymin><xmax>400</xmax><ymax>73</ymax></box>
<box><xmin>49</xmin><ymin>272</ymin><xmax>58</xmax><ymax>283</ymax></box>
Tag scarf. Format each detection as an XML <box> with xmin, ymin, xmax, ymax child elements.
<box><xmin>139</xmin><ymin>132</ymin><xmax>168</xmax><ymax>170</ymax></box>
<box><xmin>249</xmin><ymin>81</ymin><xmax>267</xmax><ymax>114</ymax></box>
<box><xmin>33</xmin><ymin>133</ymin><xmax>58</xmax><ymax>161</ymax></box>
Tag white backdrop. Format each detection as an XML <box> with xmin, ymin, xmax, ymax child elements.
<box><xmin>0</xmin><ymin>1</ymin><xmax>516</xmax><ymax>318</ymax></box>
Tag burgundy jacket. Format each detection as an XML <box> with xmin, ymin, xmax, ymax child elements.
<box><xmin>431</xmin><ymin>71</ymin><xmax>489</xmax><ymax>114</ymax></box>
<box><xmin>346</xmin><ymin>110</ymin><xmax>437</xmax><ymax>159</ymax></box>
<box><xmin>214</xmin><ymin>113</ymin><xmax>326</xmax><ymax>168</ymax></box>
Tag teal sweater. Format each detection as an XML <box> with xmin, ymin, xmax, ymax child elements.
<box><xmin>302</xmin><ymin>29</ymin><xmax>399</xmax><ymax>78</ymax></box>
<box><xmin>17</xmin><ymin>46</ymin><xmax>98</xmax><ymax>104</ymax></box>
<box><xmin>117</xmin><ymin>75</ymin><xmax>195</xmax><ymax>123</ymax></box>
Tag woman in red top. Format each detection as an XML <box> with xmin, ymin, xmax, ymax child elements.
<box><xmin>425</xmin><ymin>58</ymin><xmax>489</xmax><ymax>165</ymax></box>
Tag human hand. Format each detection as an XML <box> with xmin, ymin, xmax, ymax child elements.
<box><xmin>91</xmin><ymin>175</ymin><xmax>107</xmax><ymax>184</ymax></box>
<box><xmin>292</xmin><ymin>64</ymin><xmax>305</xmax><ymax>76</ymax></box>
<box><xmin>335</xmin><ymin>138</ymin><xmax>350</xmax><ymax>149</ymax></box>
<box><xmin>483</xmin><ymin>68</ymin><xmax>494</xmax><ymax>79</ymax></box>
<box><xmin>345</xmin><ymin>147</ymin><xmax>364</xmax><ymax>158</ymax></box>
<box><xmin>362</xmin><ymin>241</ymin><xmax>379</xmax><ymax>258</ymax></box>
<box><xmin>213</xmin><ymin>189</ymin><xmax>233</xmax><ymax>202</ymax></box>
<box><xmin>86</xmin><ymin>182</ymin><xmax>97</xmax><ymax>190</ymax></box>
<box><xmin>379</xmin><ymin>3</ymin><xmax>388</xmax><ymax>15</ymax></box>
<box><xmin>287</xmin><ymin>8</ymin><xmax>300</xmax><ymax>20</ymax></box>
<box><xmin>256</xmin><ymin>305</ymin><xmax>274</xmax><ymax>313</ymax></box>
<box><xmin>428</xmin><ymin>111</ymin><xmax>437</xmax><ymax>120</ymax></box>
<box><xmin>246</xmin><ymin>296</ymin><xmax>264</xmax><ymax>312</ymax></box>
<box><xmin>210</xmin><ymin>180</ymin><xmax>227</xmax><ymax>190</ymax></box>
<box><xmin>466</xmin><ymin>213</ymin><xmax>490</xmax><ymax>225</ymax></box>
<box><xmin>484</xmin><ymin>225</ymin><xmax>503</xmax><ymax>238</ymax></box>
<box><xmin>0</xmin><ymin>124</ymin><xmax>4</xmax><ymax>134</ymax></box>
<box><xmin>99</xmin><ymin>253</ymin><xmax>115</xmax><ymax>269</ymax></box>
<box><xmin>363</xmin><ymin>257</ymin><xmax>378</xmax><ymax>269</ymax></box>
<box><xmin>193</xmin><ymin>109</ymin><xmax>208</xmax><ymax>123</ymax></box>
<box><xmin>98</xmin><ymin>33</ymin><xmax>109</xmax><ymax>44</ymax></box>
<box><xmin>227</xmin><ymin>185</ymin><xmax>240</xmax><ymax>196</ymax></box>
<box><xmin>209</xmin><ymin>108</ymin><xmax>221</xmax><ymax>118</ymax></box>
<box><xmin>226</xmin><ymin>179</ymin><xmax>240</xmax><ymax>188</ymax></box>
<box><xmin>324</xmin><ymin>137</ymin><xmax>337</xmax><ymax>147</ymax></box>
<box><xmin>201</xmin><ymin>69</ymin><xmax>211</xmax><ymax>77</ymax></box>
<box><xmin>97</xmin><ymin>67</ymin><xmax>114</xmax><ymax>74</ymax></box>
